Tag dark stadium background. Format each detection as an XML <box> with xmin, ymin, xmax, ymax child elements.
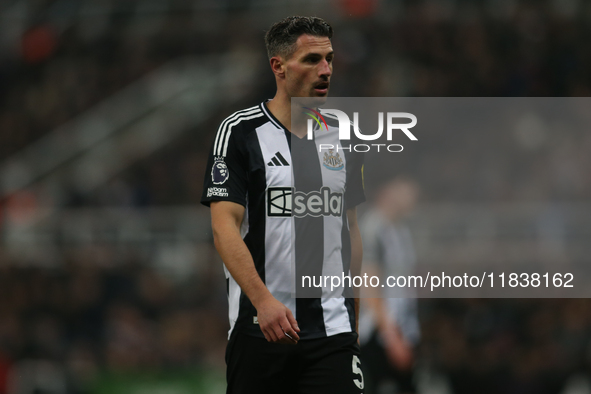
<box><xmin>1</xmin><ymin>0</ymin><xmax>591</xmax><ymax>393</ymax></box>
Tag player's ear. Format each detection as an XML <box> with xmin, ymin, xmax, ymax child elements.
<box><xmin>269</xmin><ymin>56</ymin><xmax>285</xmax><ymax>79</ymax></box>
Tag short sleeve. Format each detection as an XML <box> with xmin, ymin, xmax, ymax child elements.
<box><xmin>201</xmin><ymin>125</ymin><xmax>248</xmax><ymax>207</ymax></box>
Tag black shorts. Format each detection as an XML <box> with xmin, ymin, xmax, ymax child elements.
<box><xmin>360</xmin><ymin>331</ymin><xmax>416</xmax><ymax>394</ymax></box>
<box><xmin>226</xmin><ymin>331</ymin><xmax>365</xmax><ymax>394</ymax></box>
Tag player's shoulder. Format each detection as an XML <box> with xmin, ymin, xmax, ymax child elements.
<box><xmin>212</xmin><ymin>104</ymin><xmax>268</xmax><ymax>157</ymax></box>
<box><xmin>217</xmin><ymin>104</ymin><xmax>267</xmax><ymax>134</ymax></box>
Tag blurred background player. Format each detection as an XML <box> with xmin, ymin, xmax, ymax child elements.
<box><xmin>359</xmin><ymin>178</ymin><xmax>421</xmax><ymax>394</ymax></box>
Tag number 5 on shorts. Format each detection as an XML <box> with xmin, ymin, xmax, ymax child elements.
<box><xmin>352</xmin><ymin>355</ymin><xmax>364</xmax><ymax>389</ymax></box>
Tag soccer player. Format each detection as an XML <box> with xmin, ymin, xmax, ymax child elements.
<box><xmin>358</xmin><ymin>178</ymin><xmax>421</xmax><ymax>394</ymax></box>
<box><xmin>201</xmin><ymin>16</ymin><xmax>366</xmax><ymax>394</ymax></box>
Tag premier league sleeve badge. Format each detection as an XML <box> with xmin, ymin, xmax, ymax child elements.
<box><xmin>212</xmin><ymin>157</ymin><xmax>230</xmax><ymax>185</ymax></box>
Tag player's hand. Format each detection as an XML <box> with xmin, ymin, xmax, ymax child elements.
<box><xmin>255</xmin><ymin>296</ymin><xmax>300</xmax><ymax>345</ymax></box>
<box><xmin>382</xmin><ymin>324</ymin><xmax>414</xmax><ymax>371</ymax></box>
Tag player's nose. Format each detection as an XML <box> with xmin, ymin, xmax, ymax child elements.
<box><xmin>318</xmin><ymin>59</ymin><xmax>332</xmax><ymax>77</ymax></box>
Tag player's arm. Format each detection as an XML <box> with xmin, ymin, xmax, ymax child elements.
<box><xmin>363</xmin><ymin>264</ymin><xmax>393</xmax><ymax>331</ymax></box>
<box><xmin>210</xmin><ymin>200</ymin><xmax>300</xmax><ymax>344</ymax></box>
<box><xmin>364</xmin><ymin>264</ymin><xmax>414</xmax><ymax>370</ymax></box>
<box><xmin>347</xmin><ymin>207</ymin><xmax>362</xmax><ymax>335</ymax></box>
<box><xmin>359</xmin><ymin>213</ymin><xmax>413</xmax><ymax>369</ymax></box>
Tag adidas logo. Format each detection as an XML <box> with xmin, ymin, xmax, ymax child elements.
<box><xmin>267</xmin><ymin>152</ymin><xmax>290</xmax><ymax>166</ymax></box>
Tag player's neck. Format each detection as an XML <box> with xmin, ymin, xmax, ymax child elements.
<box><xmin>266</xmin><ymin>95</ymin><xmax>292</xmax><ymax>132</ymax></box>
<box><xmin>267</xmin><ymin>95</ymin><xmax>308</xmax><ymax>139</ymax></box>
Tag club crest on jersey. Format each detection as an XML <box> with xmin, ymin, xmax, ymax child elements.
<box><xmin>322</xmin><ymin>149</ymin><xmax>344</xmax><ymax>171</ymax></box>
<box><xmin>212</xmin><ymin>157</ymin><xmax>229</xmax><ymax>185</ymax></box>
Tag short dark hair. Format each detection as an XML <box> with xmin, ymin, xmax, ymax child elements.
<box><xmin>264</xmin><ymin>16</ymin><xmax>333</xmax><ymax>60</ymax></box>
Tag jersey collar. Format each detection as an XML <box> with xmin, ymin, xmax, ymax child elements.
<box><xmin>260</xmin><ymin>101</ymin><xmax>287</xmax><ymax>131</ymax></box>
<box><xmin>260</xmin><ymin>100</ymin><xmax>320</xmax><ymax>140</ymax></box>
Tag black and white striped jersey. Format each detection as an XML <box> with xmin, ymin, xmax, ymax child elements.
<box><xmin>358</xmin><ymin>209</ymin><xmax>421</xmax><ymax>346</ymax></box>
<box><xmin>201</xmin><ymin>101</ymin><xmax>365</xmax><ymax>340</ymax></box>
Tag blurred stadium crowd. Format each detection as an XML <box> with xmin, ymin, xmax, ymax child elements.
<box><xmin>1</xmin><ymin>0</ymin><xmax>591</xmax><ymax>393</ymax></box>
